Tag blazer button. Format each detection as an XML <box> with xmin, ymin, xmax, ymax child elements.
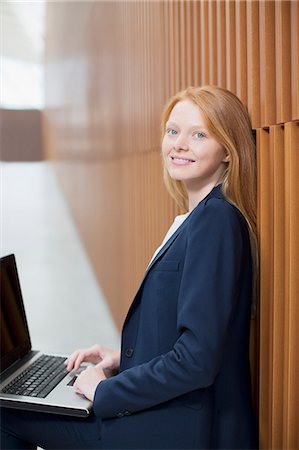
<box><xmin>125</xmin><ymin>348</ymin><xmax>134</xmax><ymax>358</ymax></box>
<box><xmin>117</xmin><ymin>412</ymin><xmax>124</xmax><ymax>418</ymax></box>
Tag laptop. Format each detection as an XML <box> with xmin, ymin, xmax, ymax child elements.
<box><xmin>0</xmin><ymin>254</ymin><xmax>93</xmax><ymax>417</ymax></box>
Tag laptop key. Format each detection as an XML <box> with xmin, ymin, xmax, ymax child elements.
<box><xmin>34</xmin><ymin>370</ymin><xmax>68</xmax><ymax>398</ymax></box>
<box><xmin>1</xmin><ymin>355</ymin><xmax>68</xmax><ymax>398</ymax></box>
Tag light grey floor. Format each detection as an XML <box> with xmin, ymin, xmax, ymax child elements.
<box><xmin>0</xmin><ymin>162</ymin><xmax>120</xmax><ymax>356</ymax></box>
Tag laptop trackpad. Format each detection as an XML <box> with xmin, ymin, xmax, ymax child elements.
<box><xmin>67</xmin><ymin>376</ymin><xmax>77</xmax><ymax>386</ymax></box>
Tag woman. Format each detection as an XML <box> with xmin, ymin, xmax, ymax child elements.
<box><xmin>1</xmin><ymin>86</ymin><xmax>258</xmax><ymax>449</ymax></box>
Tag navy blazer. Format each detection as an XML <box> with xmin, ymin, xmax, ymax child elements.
<box><xmin>93</xmin><ymin>185</ymin><xmax>257</xmax><ymax>449</ymax></box>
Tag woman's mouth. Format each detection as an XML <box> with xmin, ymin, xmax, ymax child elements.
<box><xmin>171</xmin><ymin>156</ymin><xmax>196</xmax><ymax>165</ymax></box>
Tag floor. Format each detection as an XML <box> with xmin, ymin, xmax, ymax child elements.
<box><xmin>0</xmin><ymin>162</ymin><xmax>120</xmax><ymax>356</ymax></box>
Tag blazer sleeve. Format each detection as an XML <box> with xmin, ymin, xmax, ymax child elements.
<box><xmin>93</xmin><ymin>198</ymin><xmax>249</xmax><ymax>419</ymax></box>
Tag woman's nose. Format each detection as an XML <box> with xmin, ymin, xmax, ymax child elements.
<box><xmin>173</xmin><ymin>135</ymin><xmax>188</xmax><ymax>151</ymax></box>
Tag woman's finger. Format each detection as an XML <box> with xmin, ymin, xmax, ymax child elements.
<box><xmin>65</xmin><ymin>350</ymin><xmax>81</xmax><ymax>371</ymax></box>
<box><xmin>66</xmin><ymin>347</ymin><xmax>102</xmax><ymax>372</ymax></box>
<box><xmin>73</xmin><ymin>353</ymin><xmax>88</xmax><ymax>371</ymax></box>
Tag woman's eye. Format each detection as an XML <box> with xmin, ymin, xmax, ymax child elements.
<box><xmin>195</xmin><ymin>132</ymin><xmax>206</xmax><ymax>139</ymax></box>
<box><xmin>166</xmin><ymin>129</ymin><xmax>178</xmax><ymax>136</ymax></box>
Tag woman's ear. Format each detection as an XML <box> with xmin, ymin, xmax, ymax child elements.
<box><xmin>223</xmin><ymin>153</ymin><xmax>230</xmax><ymax>163</ymax></box>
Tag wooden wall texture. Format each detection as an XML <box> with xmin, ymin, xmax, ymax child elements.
<box><xmin>43</xmin><ymin>2</ymin><xmax>299</xmax><ymax>448</ymax></box>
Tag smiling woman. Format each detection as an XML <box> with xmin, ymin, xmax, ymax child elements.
<box><xmin>161</xmin><ymin>87</ymin><xmax>256</xmax><ymax>226</ymax></box>
<box><xmin>1</xmin><ymin>85</ymin><xmax>258</xmax><ymax>449</ymax></box>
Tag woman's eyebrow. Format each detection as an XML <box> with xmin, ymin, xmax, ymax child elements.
<box><xmin>165</xmin><ymin>121</ymin><xmax>177</xmax><ymax>127</ymax></box>
<box><xmin>190</xmin><ymin>125</ymin><xmax>209</xmax><ymax>132</ymax></box>
<box><xmin>166</xmin><ymin>121</ymin><xmax>209</xmax><ymax>132</ymax></box>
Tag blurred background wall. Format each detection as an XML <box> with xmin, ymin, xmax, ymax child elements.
<box><xmin>42</xmin><ymin>1</ymin><xmax>298</xmax><ymax>449</ymax></box>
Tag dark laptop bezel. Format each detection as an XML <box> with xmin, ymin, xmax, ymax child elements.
<box><xmin>0</xmin><ymin>254</ymin><xmax>32</xmax><ymax>374</ymax></box>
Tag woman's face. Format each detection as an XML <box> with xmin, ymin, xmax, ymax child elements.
<box><xmin>162</xmin><ymin>99</ymin><xmax>229</xmax><ymax>190</ymax></box>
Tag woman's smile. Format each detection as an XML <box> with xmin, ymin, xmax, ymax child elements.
<box><xmin>170</xmin><ymin>155</ymin><xmax>196</xmax><ymax>165</ymax></box>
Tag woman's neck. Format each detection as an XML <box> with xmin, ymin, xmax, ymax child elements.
<box><xmin>187</xmin><ymin>181</ymin><xmax>221</xmax><ymax>211</ymax></box>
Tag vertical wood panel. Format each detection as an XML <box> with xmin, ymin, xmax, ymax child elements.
<box><xmin>185</xmin><ymin>0</ymin><xmax>193</xmax><ymax>87</ymax></box>
<box><xmin>291</xmin><ymin>1</ymin><xmax>299</xmax><ymax>120</ymax></box>
<box><xmin>163</xmin><ymin>2</ymin><xmax>173</xmax><ymax>98</ymax></box>
<box><xmin>275</xmin><ymin>1</ymin><xmax>291</xmax><ymax>124</ymax></box>
<box><xmin>257</xmin><ymin>127</ymin><xmax>273</xmax><ymax>449</ymax></box>
<box><xmin>192</xmin><ymin>0</ymin><xmax>200</xmax><ymax>86</ymax></box>
<box><xmin>247</xmin><ymin>0</ymin><xmax>260</xmax><ymax>128</ymax></box>
<box><xmin>225</xmin><ymin>0</ymin><xmax>236</xmax><ymax>92</ymax></box>
<box><xmin>259</xmin><ymin>0</ymin><xmax>276</xmax><ymax>126</ymax></box>
<box><xmin>271</xmin><ymin>125</ymin><xmax>285</xmax><ymax>449</ymax></box>
<box><xmin>208</xmin><ymin>0</ymin><xmax>217</xmax><ymax>85</ymax></box>
<box><xmin>145</xmin><ymin>0</ymin><xmax>151</xmax><ymax>151</ymax></box>
<box><xmin>235</xmin><ymin>0</ymin><xmax>247</xmax><ymax>103</ymax></box>
<box><xmin>284</xmin><ymin>121</ymin><xmax>299</xmax><ymax>449</ymax></box>
<box><xmin>216</xmin><ymin>0</ymin><xmax>226</xmax><ymax>87</ymax></box>
<box><xmin>179</xmin><ymin>0</ymin><xmax>187</xmax><ymax>89</ymax></box>
<box><xmin>173</xmin><ymin>0</ymin><xmax>180</xmax><ymax>92</ymax></box>
<box><xmin>200</xmin><ymin>0</ymin><xmax>209</xmax><ymax>85</ymax></box>
<box><xmin>168</xmin><ymin>0</ymin><xmax>175</xmax><ymax>95</ymax></box>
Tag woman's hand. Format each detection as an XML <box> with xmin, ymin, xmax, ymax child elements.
<box><xmin>74</xmin><ymin>365</ymin><xmax>106</xmax><ymax>401</ymax></box>
<box><xmin>65</xmin><ymin>344</ymin><xmax>120</xmax><ymax>378</ymax></box>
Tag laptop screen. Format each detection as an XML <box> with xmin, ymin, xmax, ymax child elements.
<box><xmin>0</xmin><ymin>254</ymin><xmax>31</xmax><ymax>373</ymax></box>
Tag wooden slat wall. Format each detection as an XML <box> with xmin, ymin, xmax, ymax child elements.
<box><xmin>43</xmin><ymin>2</ymin><xmax>299</xmax><ymax>448</ymax></box>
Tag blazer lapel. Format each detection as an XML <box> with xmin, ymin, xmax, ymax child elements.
<box><xmin>146</xmin><ymin>184</ymin><xmax>223</xmax><ymax>272</ymax></box>
<box><xmin>122</xmin><ymin>184</ymin><xmax>224</xmax><ymax>326</ymax></box>
<box><xmin>145</xmin><ymin>216</ymin><xmax>190</xmax><ymax>274</ymax></box>
<box><xmin>122</xmin><ymin>218</ymin><xmax>189</xmax><ymax>328</ymax></box>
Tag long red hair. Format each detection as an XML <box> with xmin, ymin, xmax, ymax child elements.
<box><xmin>161</xmin><ymin>86</ymin><xmax>258</xmax><ymax>315</ymax></box>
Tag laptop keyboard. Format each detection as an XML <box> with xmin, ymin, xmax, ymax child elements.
<box><xmin>1</xmin><ymin>354</ymin><xmax>68</xmax><ymax>398</ymax></box>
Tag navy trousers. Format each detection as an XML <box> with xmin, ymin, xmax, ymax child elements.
<box><xmin>0</xmin><ymin>408</ymin><xmax>102</xmax><ymax>449</ymax></box>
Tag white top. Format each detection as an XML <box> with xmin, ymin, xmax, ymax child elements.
<box><xmin>148</xmin><ymin>212</ymin><xmax>190</xmax><ymax>266</ymax></box>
